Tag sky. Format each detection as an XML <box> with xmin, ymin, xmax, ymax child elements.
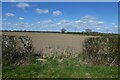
<box><xmin>2</xmin><ymin>2</ymin><xmax>118</xmax><ymax>33</ymax></box>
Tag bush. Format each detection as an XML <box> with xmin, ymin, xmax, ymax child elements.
<box><xmin>82</xmin><ymin>36</ymin><xmax>119</xmax><ymax>66</ymax></box>
<box><xmin>2</xmin><ymin>35</ymin><xmax>34</xmax><ymax>65</ymax></box>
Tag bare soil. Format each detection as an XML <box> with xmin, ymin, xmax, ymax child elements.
<box><xmin>2</xmin><ymin>32</ymin><xmax>95</xmax><ymax>54</ymax></box>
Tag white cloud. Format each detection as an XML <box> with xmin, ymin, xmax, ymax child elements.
<box><xmin>13</xmin><ymin>22</ymin><xmax>31</xmax><ymax>28</ymax></box>
<box><xmin>112</xmin><ymin>23</ymin><xmax>116</xmax><ymax>25</ymax></box>
<box><xmin>37</xmin><ymin>21</ymin><xmax>41</xmax><ymax>24</ymax></box>
<box><xmin>42</xmin><ymin>19</ymin><xmax>53</xmax><ymax>24</ymax></box>
<box><xmin>97</xmin><ymin>21</ymin><xmax>104</xmax><ymax>24</ymax></box>
<box><xmin>53</xmin><ymin>10</ymin><xmax>62</xmax><ymax>16</ymax></box>
<box><xmin>10</xmin><ymin>0</ymin><xmax>15</xmax><ymax>2</ymax></box>
<box><xmin>81</xmin><ymin>16</ymin><xmax>104</xmax><ymax>26</ymax></box>
<box><xmin>16</xmin><ymin>3</ymin><xmax>30</xmax><ymax>8</ymax></box>
<box><xmin>56</xmin><ymin>22</ymin><xmax>61</xmax><ymax>25</ymax></box>
<box><xmin>59</xmin><ymin>20</ymin><xmax>70</xmax><ymax>23</ymax></box>
<box><xmin>75</xmin><ymin>20</ymin><xmax>83</xmax><ymax>23</ymax></box>
<box><xmin>15</xmin><ymin>24</ymin><xmax>18</xmax><ymax>26</ymax></box>
<box><xmin>96</xmin><ymin>28</ymin><xmax>101</xmax><ymax>30</ymax></box>
<box><xmin>114</xmin><ymin>25</ymin><xmax>118</xmax><ymax>28</ymax></box>
<box><xmin>88</xmin><ymin>20</ymin><xmax>94</xmax><ymax>23</ymax></box>
<box><xmin>5</xmin><ymin>13</ymin><xmax>15</xmax><ymax>17</ymax></box>
<box><xmin>3</xmin><ymin>15</ymin><xmax>117</xmax><ymax>33</ymax></box>
<box><xmin>31</xmin><ymin>24</ymin><xmax>34</xmax><ymax>26</ymax></box>
<box><xmin>82</xmin><ymin>16</ymin><xmax>98</xmax><ymax>21</ymax></box>
<box><xmin>7</xmin><ymin>22</ymin><xmax>11</xmax><ymax>24</ymax></box>
<box><xmin>19</xmin><ymin>17</ymin><xmax>24</xmax><ymax>20</ymax></box>
<box><xmin>35</xmin><ymin>8</ymin><xmax>49</xmax><ymax>14</ymax></box>
<box><xmin>32</xmin><ymin>16</ymin><xmax>105</xmax><ymax>32</ymax></box>
<box><xmin>60</xmin><ymin>16</ymin><xmax>105</xmax><ymax>32</ymax></box>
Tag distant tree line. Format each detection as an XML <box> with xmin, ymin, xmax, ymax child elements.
<box><xmin>1</xmin><ymin>30</ymin><xmax>119</xmax><ymax>36</ymax></box>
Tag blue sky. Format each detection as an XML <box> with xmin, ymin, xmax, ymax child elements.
<box><xmin>2</xmin><ymin>2</ymin><xmax>118</xmax><ymax>33</ymax></box>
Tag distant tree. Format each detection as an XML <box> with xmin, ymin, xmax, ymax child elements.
<box><xmin>85</xmin><ymin>29</ymin><xmax>92</xmax><ymax>32</ymax></box>
<box><xmin>61</xmin><ymin>28</ymin><xmax>66</xmax><ymax>33</ymax></box>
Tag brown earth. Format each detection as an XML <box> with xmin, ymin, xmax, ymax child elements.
<box><xmin>2</xmin><ymin>32</ymin><xmax>96</xmax><ymax>54</ymax></box>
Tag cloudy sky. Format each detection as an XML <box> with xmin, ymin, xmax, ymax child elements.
<box><xmin>2</xmin><ymin>2</ymin><xmax>118</xmax><ymax>33</ymax></box>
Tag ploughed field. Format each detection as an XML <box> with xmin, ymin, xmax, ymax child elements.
<box><xmin>2</xmin><ymin>32</ymin><xmax>95</xmax><ymax>54</ymax></box>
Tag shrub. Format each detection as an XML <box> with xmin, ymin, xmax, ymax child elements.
<box><xmin>2</xmin><ymin>35</ymin><xmax>34</xmax><ymax>65</ymax></box>
<box><xmin>82</xmin><ymin>36</ymin><xmax>119</xmax><ymax>66</ymax></box>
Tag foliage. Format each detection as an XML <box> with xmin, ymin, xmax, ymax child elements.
<box><xmin>2</xmin><ymin>35</ymin><xmax>34</xmax><ymax>65</ymax></box>
<box><xmin>82</xmin><ymin>36</ymin><xmax>119</xmax><ymax>66</ymax></box>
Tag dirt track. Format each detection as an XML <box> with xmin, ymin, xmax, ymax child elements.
<box><xmin>2</xmin><ymin>32</ymin><xmax>95</xmax><ymax>54</ymax></box>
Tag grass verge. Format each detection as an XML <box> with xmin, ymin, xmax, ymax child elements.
<box><xmin>2</xmin><ymin>56</ymin><xmax>118</xmax><ymax>78</ymax></box>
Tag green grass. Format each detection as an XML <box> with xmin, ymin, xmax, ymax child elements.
<box><xmin>2</xmin><ymin>57</ymin><xmax>118</xmax><ymax>78</ymax></box>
